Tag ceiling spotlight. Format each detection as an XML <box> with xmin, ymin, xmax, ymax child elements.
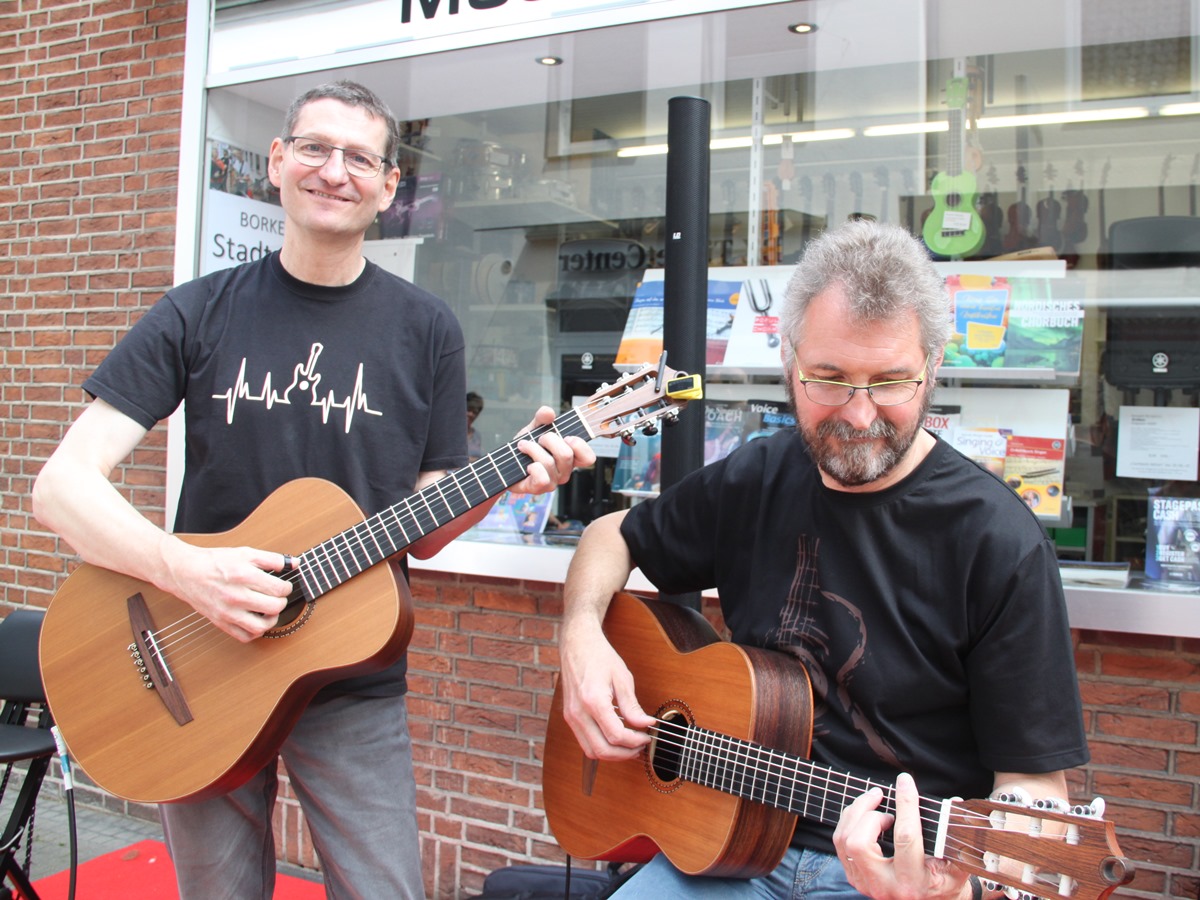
<box><xmin>536</xmin><ymin>55</ymin><xmax>563</xmax><ymax>66</ymax></box>
<box><xmin>788</xmin><ymin>22</ymin><xmax>816</xmax><ymax>34</ymax></box>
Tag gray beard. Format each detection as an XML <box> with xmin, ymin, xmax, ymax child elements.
<box><xmin>791</xmin><ymin>387</ymin><xmax>934</xmax><ymax>488</ymax></box>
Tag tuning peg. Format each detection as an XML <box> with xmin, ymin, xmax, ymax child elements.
<box><xmin>641</xmin><ymin>424</ymin><xmax>659</xmax><ymax>437</ymax></box>
<box><xmin>990</xmin><ymin>787</ymin><xmax>1032</xmax><ymax>808</ymax></box>
<box><xmin>620</xmin><ymin>430</ymin><xmax>637</xmax><ymax>446</ymax></box>
<box><xmin>1033</xmin><ymin>797</ymin><xmax>1069</xmax><ymax>813</ymax></box>
<box><xmin>1071</xmin><ymin>797</ymin><xmax>1105</xmax><ymax>818</ymax></box>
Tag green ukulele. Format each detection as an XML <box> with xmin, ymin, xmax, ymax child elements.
<box><xmin>923</xmin><ymin>74</ymin><xmax>985</xmax><ymax>259</ymax></box>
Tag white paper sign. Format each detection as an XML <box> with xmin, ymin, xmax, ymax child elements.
<box><xmin>1116</xmin><ymin>406</ymin><xmax>1200</xmax><ymax>481</ymax></box>
<box><xmin>202</xmin><ymin>189</ymin><xmax>285</xmax><ymax>276</ymax></box>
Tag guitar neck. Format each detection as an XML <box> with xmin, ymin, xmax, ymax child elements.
<box><xmin>667</xmin><ymin>720</ymin><xmax>916</xmax><ymax>838</ymax></box>
<box><xmin>664</xmin><ymin>720</ymin><xmax>964</xmax><ymax>853</ymax></box>
<box><xmin>663</xmin><ymin>719</ymin><xmax>1134</xmax><ymax>898</ymax></box>
<box><xmin>292</xmin><ymin>410</ymin><xmax>590</xmax><ymax>599</ymax></box>
<box><xmin>948</xmin><ymin>106</ymin><xmax>964</xmax><ymax>177</ymax></box>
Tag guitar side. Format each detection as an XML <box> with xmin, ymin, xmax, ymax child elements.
<box><xmin>542</xmin><ymin>593</ymin><xmax>812</xmax><ymax>877</ymax></box>
<box><xmin>39</xmin><ymin>477</ymin><xmax>413</xmax><ymax>804</ymax></box>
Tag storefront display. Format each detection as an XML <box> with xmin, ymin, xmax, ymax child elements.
<box><xmin>184</xmin><ymin>0</ymin><xmax>1200</xmax><ymax>600</ymax></box>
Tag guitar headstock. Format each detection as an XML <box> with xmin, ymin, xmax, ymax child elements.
<box><xmin>577</xmin><ymin>359</ymin><xmax>702</xmax><ymax>444</ymax></box>
<box><xmin>942</xmin><ymin>794</ymin><xmax>1135</xmax><ymax>900</ymax></box>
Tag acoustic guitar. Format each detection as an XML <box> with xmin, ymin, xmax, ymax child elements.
<box><xmin>40</xmin><ymin>362</ymin><xmax>702</xmax><ymax>804</ymax></box>
<box><xmin>543</xmin><ymin>594</ymin><xmax>1136</xmax><ymax>899</ymax></box>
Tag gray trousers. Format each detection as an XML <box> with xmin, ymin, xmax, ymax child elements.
<box><xmin>160</xmin><ymin>692</ymin><xmax>424</xmax><ymax>900</ymax></box>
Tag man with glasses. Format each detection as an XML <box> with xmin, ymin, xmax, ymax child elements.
<box><xmin>556</xmin><ymin>220</ymin><xmax>1087</xmax><ymax>900</ymax></box>
<box><xmin>34</xmin><ymin>81</ymin><xmax>594</xmax><ymax>898</ymax></box>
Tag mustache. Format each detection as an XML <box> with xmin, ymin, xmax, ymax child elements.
<box><xmin>816</xmin><ymin>417</ymin><xmax>897</xmax><ymax>441</ymax></box>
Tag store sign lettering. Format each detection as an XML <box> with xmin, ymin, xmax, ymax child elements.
<box><xmin>402</xmin><ymin>0</ymin><xmax>538</xmax><ymax>24</ymax></box>
<box><xmin>559</xmin><ymin>242</ymin><xmax>648</xmax><ymax>274</ymax></box>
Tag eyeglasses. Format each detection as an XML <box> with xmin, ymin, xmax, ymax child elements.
<box><xmin>791</xmin><ymin>350</ymin><xmax>930</xmax><ymax>407</ymax></box>
<box><xmin>285</xmin><ymin>136</ymin><xmax>389</xmax><ymax>178</ymax></box>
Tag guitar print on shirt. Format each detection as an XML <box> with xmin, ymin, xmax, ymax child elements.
<box><xmin>769</xmin><ymin>533</ymin><xmax>902</xmax><ymax>771</ymax></box>
<box><xmin>211</xmin><ymin>342</ymin><xmax>383</xmax><ymax>433</ymax></box>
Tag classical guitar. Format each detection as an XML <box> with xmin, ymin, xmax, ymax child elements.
<box><xmin>922</xmin><ymin>68</ymin><xmax>986</xmax><ymax>259</ymax></box>
<box><xmin>543</xmin><ymin>594</ymin><xmax>1136</xmax><ymax>899</ymax></box>
<box><xmin>40</xmin><ymin>362</ymin><xmax>702</xmax><ymax>804</ymax></box>
<box><xmin>977</xmin><ymin>165</ymin><xmax>1004</xmax><ymax>258</ymax></box>
<box><xmin>1004</xmin><ymin>165</ymin><xmax>1035</xmax><ymax>253</ymax></box>
<box><xmin>1036</xmin><ymin>163</ymin><xmax>1063</xmax><ymax>254</ymax></box>
<box><xmin>1095</xmin><ymin>159</ymin><xmax>1112</xmax><ymax>269</ymax></box>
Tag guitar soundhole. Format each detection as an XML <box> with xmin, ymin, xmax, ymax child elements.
<box><xmin>646</xmin><ymin>704</ymin><xmax>691</xmax><ymax>791</ymax></box>
<box><xmin>265</xmin><ymin>587</ymin><xmax>315</xmax><ymax>638</ymax></box>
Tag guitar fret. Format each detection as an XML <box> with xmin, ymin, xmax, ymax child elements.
<box><xmin>362</xmin><ymin>516</ymin><xmax>387</xmax><ymax>559</ymax></box>
<box><xmin>309</xmin><ymin>545</ymin><xmax>337</xmax><ymax>593</ymax></box>
<box><xmin>296</xmin><ymin>555</ymin><xmax>318</xmax><ymax>598</ymax></box>
<box><xmin>371</xmin><ymin>512</ymin><xmax>399</xmax><ymax>555</ymax></box>
<box><xmin>347</xmin><ymin>522</ymin><xmax>375</xmax><ymax>571</ymax></box>
<box><xmin>448</xmin><ymin>470</ymin><xmax>472</xmax><ymax>508</ymax></box>
<box><xmin>334</xmin><ymin>529</ymin><xmax>357</xmax><ymax>578</ymax></box>
<box><xmin>385</xmin><ymin>505</ymin><xmax>415</xmax><ymax>547</ymax></box>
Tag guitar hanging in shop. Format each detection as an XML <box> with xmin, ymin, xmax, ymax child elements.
<box><xmin>1036</xmin><ymin>163</ymin><xmax>1064</xmax><ymax>254</ymax></box>
<box><xmin>1061</xmin><ymin>159</ymin><xmax>1090</xmax><ymax>268</ymax></box>
<box><xmin>976</xmin><ymin>165</ymin><xmax>1004</xmax><ymax>258</ymax></box>
<box><xmin>1095</xmin><ymin>158</ymin><xmax>1112</xmax><ymax>268</ymax></box>
<box><xmin>1005</xmin><ymin>164</ymin><xmax>1036</xmax><ymax>253</ymax></box>
<box><xmin>40</xmin><ymin>361</ymin><xmax>703</xmax><ymax>804</ymax></box>
<box><xmin>922</xmin><ymin>62</ymin><xmax>986</xmax><ymax>259</ymax></box>
<box><xmin>543</xmin><ymin>594</ymin><xmax>1136</xmax><ymax>899</ymax></box>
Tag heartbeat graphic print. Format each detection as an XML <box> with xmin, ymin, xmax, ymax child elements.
<box><xmin>211</xmin><ymin>342</ymin><xmax>383</xmax><ymax>433</ymax></box>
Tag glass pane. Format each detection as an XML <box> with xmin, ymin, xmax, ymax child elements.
<box><xmin>203</xmin><ymin>0</ymin><xmax>1200</xmax><ymax>569</ymax></box>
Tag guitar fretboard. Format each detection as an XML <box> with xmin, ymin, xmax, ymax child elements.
<box><xmin>291</xmin><ymin>410</ymin><xmax>589</xmax><ymax>600</ymax></box>
<box><xmin>672</xmin><ymin>720</ymin><xmax>893</xmax><ymax>824</ymax></box>
<box><xmin>665</xmin><ymin>719</ymin><xmax>941</xmax><ymax>852</ymax></box>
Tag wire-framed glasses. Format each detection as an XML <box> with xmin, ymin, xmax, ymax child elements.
<box><xmin>792</xmin><ymin>351</ymin><xmax>930</xmax><ymax>407</ymax></box>
<box><xmin>285</xmin><ymin>136</ymin><xmax>389</xmax><ymax>177</ymax></box>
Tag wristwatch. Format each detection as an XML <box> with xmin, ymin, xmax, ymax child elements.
<box><xmin>968</xmin><ymin>875</ymin><xmax>984</xmax><ymax>900</ymax></box>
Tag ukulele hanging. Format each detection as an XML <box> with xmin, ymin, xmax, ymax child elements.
<box><xmin>922</xmin><ymin>59</ymin><xmax>986</xmax><ymax>259</ymax></box>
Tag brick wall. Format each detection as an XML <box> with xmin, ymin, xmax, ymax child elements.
<box><xmin>1</xmin><ymin>0</ymin><xmax>186</xmax><ymax>609</ymax></box>
<box><xmin>403</xmin><ymin>573</ymin><xmax>1200</xmax><ymax>900</ymax></box>
<box><xmin>1071</xmin><ymin>630</ymin><xmax>1200</xmax><ymax>900</ymax></box>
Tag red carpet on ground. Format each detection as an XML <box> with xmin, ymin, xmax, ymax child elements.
<box><xmin>30</xmin><ymin>839</ymin><xmax>325</xmax><ymax>899</ymax></box>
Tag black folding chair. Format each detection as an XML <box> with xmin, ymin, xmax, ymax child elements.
<box><xmin>0</xmin><ymin>610</ymin><xmax>55</xmax><ymax>900</ymax></box>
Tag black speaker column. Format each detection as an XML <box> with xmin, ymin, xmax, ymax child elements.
<box><xmin>660</xmin><ymin>96</ymin><xmax>710</xmax><ymax>610</ymax></box>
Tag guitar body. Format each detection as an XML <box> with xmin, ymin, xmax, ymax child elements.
<box><xmin>543</xmin><ymin>593</ymin><xmax>813</xmax><ymax>878</ymax></box>
<box><xmin>923</xmin><ymin>171</ymin><xmax>986</xmax><ymax>258</ymax></box>
<box><xmin>39</xmin><ymin>477</ymin><xmax>412</xmax><ymax>804</ymax></box>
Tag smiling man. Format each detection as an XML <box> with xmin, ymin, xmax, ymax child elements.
<box><xmin>34</xmin><ymin>81</ymin><xmax>594</xmax><ymax>898</ymax></box>
<box><xmin>556</xmin><ymin>220</ymin><xmax>1088</xmax><ymax>900</ymax></box>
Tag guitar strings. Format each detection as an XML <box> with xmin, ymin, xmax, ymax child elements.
<box><xmin>628</xmin><ymin>712</ymin><xmax>1072</xmax><ymax>890</ymax></box>
<box><xmin>134</xmin><ymin>367</ymin><xmax>671</xmax><ymax>672</ymax></box>
<box><xmin>131</xmin><ymin>417</ymin><xmax>581</xmax><ymax>675</ymax></box>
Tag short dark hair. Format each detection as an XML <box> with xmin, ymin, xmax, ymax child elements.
<box><xmin>466</xmin><ymin>392</ymin><xmax>484</xmax><ymax>414</ymax></box>
<box><xmin>282</xmin><ymin>80</ymin><xmax>401</xmax><ymax>167</ymax></box>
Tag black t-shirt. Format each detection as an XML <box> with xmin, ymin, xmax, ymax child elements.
<box><xmin>621</xmin><ymin>429</ymin><xmax>1089</xmax><ymax>853</ymax></box>
<box><xmin>84</xmin><ymin>251</ymin><xmax>467</xmax><ymax>694</ymax></box>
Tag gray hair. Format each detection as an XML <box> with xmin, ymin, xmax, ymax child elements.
<box><xmin>282</xmin><ymin>80</ymin><xmax>402</xmax><ymax>167</ymax></box>
<box><xmin>779</xmin><ymin>220</ymin><xmax>952</xmax><ymax>367</ymax></box>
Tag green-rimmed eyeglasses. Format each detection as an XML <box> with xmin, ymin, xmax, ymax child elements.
<box><xmin>791</xmin><ymin>349</ymin><xmax>931</xmax><ymax>407</ymax></box>
<box><xmin>285</xmin><ymin>136</ymin><xmax>390</xmax><ymax>178</ymax></box>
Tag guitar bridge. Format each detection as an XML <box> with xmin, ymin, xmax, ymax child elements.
<box><xmin>127</xmin><ymin>592</ymin><xmax>194</xmax><ymax>727</ymax></box>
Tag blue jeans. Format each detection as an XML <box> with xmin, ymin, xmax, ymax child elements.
<box><xmin>612</xmin><ymin>847</ymin><xmax>866</xmax><ymax>900</ymax></box>
<box><xmin>160</xmin><ymin>693</ymin><xmax>423</xmax><ymax>900</ymax></box>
